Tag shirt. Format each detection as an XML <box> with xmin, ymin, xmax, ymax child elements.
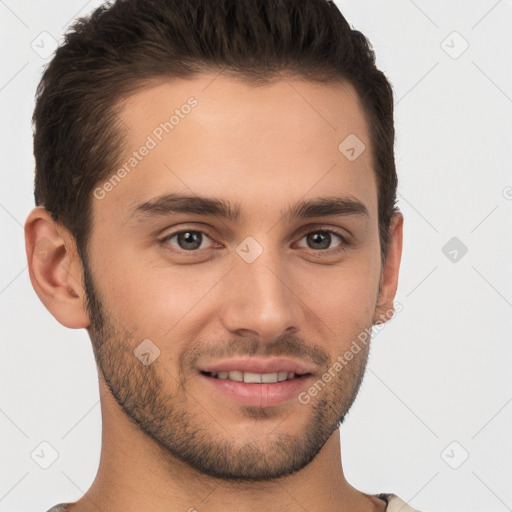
<box><xmin>45</xmin><ymin>493</ymin><xmax>422</xmax><ymax>511</ymax></box>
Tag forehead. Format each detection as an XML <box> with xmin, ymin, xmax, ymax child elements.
<box><xmin>95</xmin><ymin>72</ymin><xmax>377</xmax><ymax>224</ymax></box>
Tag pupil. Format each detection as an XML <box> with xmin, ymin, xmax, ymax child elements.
<box><xmin>179</xmin><ymin>231</ymin><xmax>202</xmax><ymax>250</ymax></box>
<box><xmin>308</xmin><ymin>232</ymin><xmax>330</xmax><ymax>250</ymax></box>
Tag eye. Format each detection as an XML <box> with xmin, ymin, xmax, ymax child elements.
<box><xmin>162</xmin><ymin>230</ymin><xmax>216</xmax><ymax>252</ymax></box>
<box><xmin>296</xmin><ymin>230</ymin><xmax>347</xmax><ymax>252</ymax></box>
<box><xmin>160</xmin><ymin>227</ymin><xmax>350</xmax><ymax>255</ymax></box>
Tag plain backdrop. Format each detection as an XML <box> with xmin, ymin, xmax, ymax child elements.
<box><xmin>1</xmin><ymin>1</ymin><xmax>511</xmax><ymax>511</ymax></box>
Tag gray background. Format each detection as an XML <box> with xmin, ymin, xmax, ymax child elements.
<box><xmin>1</xmin><ymin>1</ymin><xmax>511</xmax><ymax>510</ymax></box>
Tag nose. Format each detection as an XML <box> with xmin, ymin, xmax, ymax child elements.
<box><xmin>219</xmin><ymin>248</ymin><xmax>304</xmax><ymax>342</ymax></box>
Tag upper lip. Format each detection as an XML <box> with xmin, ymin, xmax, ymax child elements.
<box><xmin>198</xmin><ymin>357</ymin><xmax>314</xmax><ymax>375</ymax></box>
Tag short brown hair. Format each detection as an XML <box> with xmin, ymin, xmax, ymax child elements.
<box><xmin>33</xmin><ymin>0</ymin><xmax>398</xmax><ymax>266</ymax></box>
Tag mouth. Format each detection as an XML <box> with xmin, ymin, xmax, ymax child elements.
<box><xmin>200</xmin><ymin>370</ymin><xmax>308</xmax><ymax>383</ymax></box>
<box><xmin>197</xmin><ymin>359</ymin><xmax>314</xmax><ymax>407</ymax></box>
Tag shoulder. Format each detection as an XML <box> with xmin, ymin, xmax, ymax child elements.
<box><xmin>45</xmin><ymin>504</ymin><xmax>70</xmax><ymax>512</ymax></box>
<box><xmin>378</xmin><ymin>493</ymin><xmax>424</xmax><ymax>512</ymax></box>
<box><xmin>46</xmin><ymin>496</ymin><xmax>428</xmax><ymax>512</ymax></box>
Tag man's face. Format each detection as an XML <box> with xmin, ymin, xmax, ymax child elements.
<box><xmin>84</xmin><ymin>73</ymin><xmax>386</xmax><ymax>480</ymax></box>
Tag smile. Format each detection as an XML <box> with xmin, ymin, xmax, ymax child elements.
<box><xmin>200</xmin><ymin>372</ymin><xmax>312</xmax><ymax>408</ymax></box>
<box><xmin>202</xmin><ymin>370</ymin><xmax>301</xmax><ymax>383</ymax></box>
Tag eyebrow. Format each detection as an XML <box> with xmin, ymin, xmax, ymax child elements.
<box><xmin>128</xmin><ymin>193</ymin><xmax>369</xmax><ymax>223</ymax></box>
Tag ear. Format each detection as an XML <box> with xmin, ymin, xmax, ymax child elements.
<box><xmin>373</xmin><ymin>211</ymin><xmax>403</xmax><ymax>325</ymax></box>
<box><xmin>24</xmin><ymin>207</ymin><xmax>90</xmax><ymax>329</ymax></box>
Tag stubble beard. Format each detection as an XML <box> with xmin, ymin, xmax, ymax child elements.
<box><xmin>81</xmin><ymin>254</ymin><xmax>372</xmax><ymax>482</ymax></box>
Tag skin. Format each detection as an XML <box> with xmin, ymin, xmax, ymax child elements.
<box><xmin>25</xmin><ymin>73</ymin><xmax>403</xmax><ymax>512</ymax></box>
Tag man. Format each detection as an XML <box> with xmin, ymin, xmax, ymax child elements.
<box><xmin>24</xmin><ymin>0</ymin><xmax>413</xmax><ymax>510</ymax></box>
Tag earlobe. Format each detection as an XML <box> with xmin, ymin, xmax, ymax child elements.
<box><xmin>373</xmin><ymin>211</ymin><xmax>403</xmax><ymax>326</ymax></box>
<box><xmin>24</xmin><ymin>207</ymin><xmax>90</xmax><ymax>329</ymax></box>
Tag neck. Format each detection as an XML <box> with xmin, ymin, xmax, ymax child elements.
<box><xmin>70</xmin><ymin>376</ymin><xmax>385</xmax><ymax>512</ymax></box>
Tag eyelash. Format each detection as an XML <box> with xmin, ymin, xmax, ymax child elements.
<box><xmin>160</xmin><ymin>227</ymin><xmax>351</xmax><ymax>256</ymax></box>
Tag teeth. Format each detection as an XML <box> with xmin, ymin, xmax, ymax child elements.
<box><xmin>211</xmin><ymin>370</ymin><xmax>298</xmax><ymax>383</ymax></box>
<box><xmin>261</xmin><ymin>373</ymin><xmax>278</xmax><ymax>383</ymax></box>
<box><xmin>244</xmin><ymin>371</ymin><xmax>262</xmax><ymax>383</ymax></box>
<box><xmin>228</xmin><ymin>370</ymin><xmax>244</xmax><ymax>382</ymax></box>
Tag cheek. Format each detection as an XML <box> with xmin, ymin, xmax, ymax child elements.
<box><xmin>102</xmin><ymin>252</ymin><xmax>224</xmax><ymax>339</ymax></box>
<box><xmin>94</xmin><ymin>226</ymin><xmax>381</xmax><ymax>348</ymax></box>
<box><xmin>302</xmin><ymin>259</ymin><xmax>380</xmax><ymax>349</ymax></box>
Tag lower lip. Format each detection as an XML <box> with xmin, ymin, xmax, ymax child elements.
<box><xmin>200</xmin><ymin>373</ymin><xmax>311</xmax><ymax>407</ymax></box>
